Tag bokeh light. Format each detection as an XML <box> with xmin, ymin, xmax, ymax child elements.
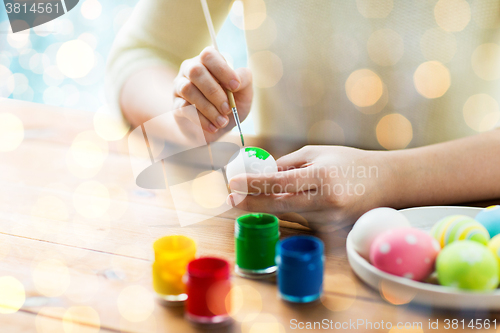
<box><xmin>63</xmin><ymin>306</ymin><xmax>101</xmax><ymax>333</ymax></box>
<box><xmin>56</xmin><ymin>40</ymin><xmax>95</xmax><ymax>79</ymax></box>
<box><xmin>307</xmin><ymin>120</ymin><xmax>345</xmax><ymax>145</ymax></box>
<box><xmin>345</xmin><ymin>69</ymin><xmax>384</xmax><ymax>107</ymax></box>
<box><xmin>389</xmin><ymin>328</ymin><xmax>424</xmax><ymax>333</ymax></box>
<box><xmin>250</xmin><ymin>51</ymin><xmax>283</xmax><ymax>88</ymax></box>
<box><xmin>8</xmin><ymin>73</ymin><xmax>29</xmax><ymax>95</ymax></box>
<box><xmin>43</xmin><ymin>66</ymin><xmax>65</xmax><ymax>86</ymax></box>
<box><xmin>230</xmin><ymin>0</ymin><xmax>266</xmax><ymax>30</ymax></box>
<box><xmin>35</xmin><ymin>307</ymin><xmax>66</xmax><ymax>333</ymax></box>
<box><xmin>463</xmin><ymin>94</ymin><xmax>500</xmax><ymax>132</ymax></box>
<box><xmin>81</xmin><ymin>0</ymin><xmax>103</xmax><ymax>20</ymax></box>
<box><xmin>376</xmin><ymin>113</ymin><xmax>413</xmax><ymax>150</ymax></box>
<box><xmin>471</xmin><ymin>43</ymin><xmax>500</xmax><ymax>81</ymax></box>
<box><xmin>322</xmin><ymin>274</ymin><xmax>357</xmax><ymax>312</ymax></box>
<box><xmin>78</xmin><ymin>33</ymin><xmax>98</xmax><ymax>50</ymax></box>
<box><xmin>413</xmin><ymin>61</ymin><xmax>450</xmax><ymax>99</ymax></box>
<box><xmin>0</xmin><ymin>113</ymin><xmax>24</xmax><ymax>151</ymax></box>
<box><xmin>434</xmin><ymin>0</ymin><xmax>471</xmax><ymax>32</ymax></box>
<box><xmin>117</xmin><ymin>285</ymin><xmax>155</xmax><ymax>322</ymax></box>
<box><xmin>356</xmin><ymin>0</ymin><xmax>393</xmax><ymax>18</ymax></box>
<box><xmin>7</xmin><ymin>24</ymin><xmax>30</xmax><ymax>49</ymax></box>
<box><xmin>73</xmin><ymin>181</ymin><xmax>110</xmax><ymax>218</ymax></box>
<box><xmin>420</xmin><ymin>28</ymin><xmax>457</xmax><ymax>63</ymax></box>
<box><xmin>192</xmin><ymin>170</ymin><xmax>228</xmax><ymax>209</ymax></box>
<box><xmin>226</xmin><ymin>284</ymin><xmax>262</xmax><ymax>322</ymax></box>
<box><xmin>367</xmin><ymin>29</ymin><xmax>404</xmax><ymax>66</ymax></box>
<box><xmin>0</xmin><ymin>66</ymin><xmax>15</xmax><ymax>98</ymax></box>
<box><xmin>0</xmin><ymin>276</ymin><xmax>25</xmax><ymax>314</ymax></box>
<box><xmin>93</xmin><ymin>105</ymin><xmax>130</xmax><ymax>141</ymax></box>
<box><xmin>355</xmin><ymin>83</ymin><xmax>389</xmax><ymax>115</ymax></box>
<box><xmin>29</xmin><ymin>53</ymin><xmax>50</xmax><ymax>75</ymax></box>
<box><xmin>241</xmin><ymin>313</ymin><xmax>286</xmax><ymax>333</ymax></box>
<box><xmin>71</xmin><ymin>130</ymin><xmax>109</xmax><ymax>169</ymax></box>
<box><xmin>33</xmin><ymin>259</ymin><xmax>71</xmax><ymax>297</ymax></box>
<box><xmin>379</xmin><ymin>280</ymin><xmax>416</xmax><ymax>305</ymax></box>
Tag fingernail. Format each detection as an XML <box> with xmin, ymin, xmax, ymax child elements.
<box><xmin>226</xmin><ymin>194</ymin><xmax>234</xmax><ymax>206</ymax></box>
<box><xmin>229</xmin><ymin>79</ymin><xmax>240</xmax><ymax>91</ymax></box>
<box><xmin>221</xmin><ymin>102</ymin><xmax>230</xmax><ymax>114</ymax></box>
<box><xmin>229</xmin><ymin>178</ymin><xmax>242</xmax><ymax>191</ymax></box>
<box><xmin>217</xmin><ymin>115</ymin><xmax>229</xmax><ymax>127</ymax></box>
<box><xmin>208</xmin><ymin>124</ymin><xmax>218</xmax><ymax>133</ymax></box>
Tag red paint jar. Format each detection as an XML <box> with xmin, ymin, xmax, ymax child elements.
<box><xmin>185</xmin><ymin>257</ymin><xmax>231</xmax><ymax>324</ymax></box>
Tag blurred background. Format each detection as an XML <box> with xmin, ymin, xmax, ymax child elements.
<box><xmin>0</xmin><ymin>0</ymin><xmax>254</xmax><ymax>132</ymax></box>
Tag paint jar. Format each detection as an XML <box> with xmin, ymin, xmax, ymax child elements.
<box><xmin>235</xmin><ymin>213</ymin><xmax>279</xmax><ymax>278</ymax></box>
<box><xmin>276</xmin><ymin>236</ymin><xmax>324</xmax><ymax>303</ymax></box>
<box><xmin>152</xmin><ymin>235</ymin><xmax>196</xmax><ymax>303</ymax></box>
<box><xmin>186</xmin><ymin>257</ymin><xmax>231</xmax><ymax>324</ymax></box>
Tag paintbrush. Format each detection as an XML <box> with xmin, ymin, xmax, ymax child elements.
<box><xmin>200</xmin><ymin>0</ymin><xmax>245</xmax><ymax>147</ymax></box>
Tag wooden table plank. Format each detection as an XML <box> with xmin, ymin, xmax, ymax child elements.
<box><xmin>2</xmin><ymin>98</ymin><xmax>500</xmax><ymax>333</ymax></box>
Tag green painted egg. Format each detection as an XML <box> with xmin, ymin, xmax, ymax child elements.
<box><xmin>488</xmin><ymin>234</ymin><xmax>500</xmax><ymax>281</ymax></box>
<box><xmin>431</xmin><ymin>215</ymin><xmax>490</xmax><ymax>248</ymax></box>
<box><xmin>436</xmin><ymin>240</ymin><xmax>499</xmax><ymax>291</ymax></box>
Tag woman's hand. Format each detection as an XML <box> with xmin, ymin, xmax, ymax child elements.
<box><xmin>227</xmin><ymin>145</ymin><xmax>396</xmax><ymax>231</ymax></box>
<box><xmin>172</xmin><ymin>46</ymin><xmax>253</xmax><ymax>142</ymax></box>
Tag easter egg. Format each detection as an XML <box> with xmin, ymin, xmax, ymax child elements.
<box><xmin>431</xmin><ymin>215</ymin><xmax>490</xmax><ymax>248</ymax></box>
<box><xmin>488</xmin><ymin>234</ymin><xmax>500</xmax><ymax>280</ymax></box>
<box><xmin>476</xmin><ymin>205</ymin><xmax>500</xmax><ymax>238</ymax></box>
<box><xmin>225</xmin><ymin>147</ymin><xmax>278</xmax><ymax>183</ymax></box>
<box><xmin>370</xmin><ymin>228</ymin><xmax>440</xmax><ymax>281</ymax></box>
<box><xmin>350</xmin><ymin>207</ymin><xmax>411</xmax><ymax>259</ymax></box>
<box><xmin>436</xmin><ymin>240</ymin><xmax>499</xmax><ymax>291</ymax></box>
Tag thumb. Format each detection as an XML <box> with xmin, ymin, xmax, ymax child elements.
<box><xmin>233</xmin><ymin>67</ymin><xmax>252</xmax><ymax>92</ymax></box>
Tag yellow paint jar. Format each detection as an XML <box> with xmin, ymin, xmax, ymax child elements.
<box><xmin>152</xmin><ymin>235</ymin><xmax>196</xmax><ymax>303</ymax></box>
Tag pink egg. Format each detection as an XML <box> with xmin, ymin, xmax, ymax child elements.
<box><xmin>369</xmin><ymin>228</ymin><xmax>441</xmax><ymax>281</ymax></box>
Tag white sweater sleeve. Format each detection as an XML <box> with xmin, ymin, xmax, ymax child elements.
<box><xmin>106</xmin><ymin>0</ymin><xmax>232</xmax><ymax>120</ymax></box>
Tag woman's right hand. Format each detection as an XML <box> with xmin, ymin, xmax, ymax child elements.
<box><xmin>172</xmin><ymin>46</ymin><xmax>253</xmax><ymax>141</ymax></box>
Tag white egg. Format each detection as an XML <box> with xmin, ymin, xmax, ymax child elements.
<box><xmin>225</xmin><ymin>147</ymin><xmax>277</xmax><ymax>192</ymax></box>
<box><xmin>350</xmin><ymin>207</ymin><xmax>411</xmax><ymax>260</ymax></box>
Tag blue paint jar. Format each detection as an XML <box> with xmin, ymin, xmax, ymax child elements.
<box><xmin>276</xmin><ymin>235</ymin><xmax>324</xmax><ymax>303</ymax></box>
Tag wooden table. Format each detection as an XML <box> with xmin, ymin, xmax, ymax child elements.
<box><xmin>1</xmin><ymin>98</ymin><xmax>499</xmax><ymax>333</ymax></box>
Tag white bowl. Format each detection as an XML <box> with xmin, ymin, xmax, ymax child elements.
<box><xmin>346</xmin><ymin>206</ymin><xmax>500</xmax><ymax>309</ymax></box>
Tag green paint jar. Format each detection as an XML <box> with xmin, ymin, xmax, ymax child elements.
<box><xmin>235</xmin><ymin>213</ymin><xmax>279</xmax><ymax>278</ymax></box>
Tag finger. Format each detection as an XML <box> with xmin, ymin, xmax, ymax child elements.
<box><xmin>228</xmin><ymin>167</ymin><xmax>321</xmax><ymax>194</ymax></box>
<box><xmin>227</xmin><ymin>191</ymin><xmax>322</xmax><ymax>214</ymax></box>
<box><xmin>173</xmin><ymin>98</ymin><xmax>218</xmax><ymax>134</ymax></box>
<box><xmin>200</xmin><ymin>46</ymin><xmax>241</xmax><ymax>91</ymax></box>
<box><xmin>175</xmin><ymin>77</ymin><xmax>229</xmax><ymax>130</ymax></box>
<box><xmin>276</xmin><ymin>147</ymin><xmax>312</xmax><ymax>171</ymax></box>
<box><xmin>181</xmin><ymin>58</ymin><xmax>232</xmax><ymax>117</ymax></box>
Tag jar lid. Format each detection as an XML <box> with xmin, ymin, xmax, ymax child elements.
<box><xmin>235</xmin><ymin>213</ymin><xmax>279</xmax><ymax>239</ymax></box>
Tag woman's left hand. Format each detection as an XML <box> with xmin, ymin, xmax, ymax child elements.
<box><xmin>227</xmin><ymin>145</ymin><xmax>397</xmax><ymax>231</ymax></box>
